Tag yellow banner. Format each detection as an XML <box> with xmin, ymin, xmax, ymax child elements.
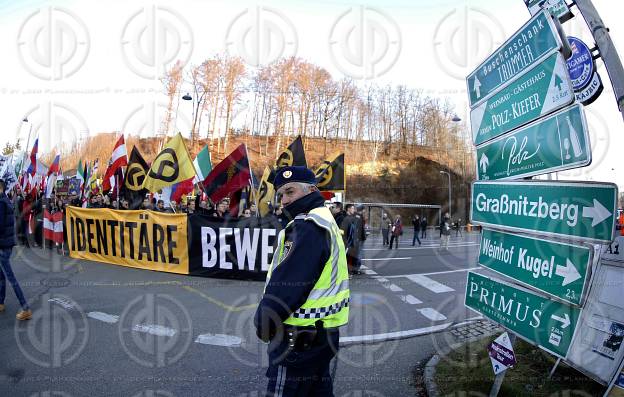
<box><xmin>66</xmin><ymin>207</ymin><xmax>189</xmax><ymax>274</ymax></box>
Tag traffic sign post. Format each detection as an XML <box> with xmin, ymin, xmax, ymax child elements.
<box><xmin>488</xmin><ymin>332</ymin><xmax>517</xmax><ymax>375</ymax></box>
<box><xmin>478</xmin><ymin>229</ymin><xmax>592</xmax><ymax>306</ymax></box>
<box><xmin>476</xmin><ymin>104</ymin><xmax>591</xmax><ymax>181</ymax></box>
<box><xmin>471</xmin><ymin>52</ymin><xmax>574</xmax><ymax>145</ymax></box>
<box><xmin>465</xmin><ymin>271</ymin><xmax>581</xmax><ymax>358</ymax></box>
<box><xmin>471</xmin><ymin>180</ymin><xmax>618</xmax><ymax>243</ymax></box>
<box><xmin>467</xmin><ymin>10</ymin><xmax>566</xmax><ymax>108</ymax></box>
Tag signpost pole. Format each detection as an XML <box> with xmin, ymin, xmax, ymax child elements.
<box><xmin>489</xmin><ymin>333</ymin><xmax>516</xmax><ymax>397</ymax></box>
<box><xmin>548</xmin><ymin>358</ymin><xmax>561</xmax><ymax>379</ymax></box>
<box><xmin>575</xmin><ymin>0</ymin><xmax>624</xmax><ymax>121</ymax></box>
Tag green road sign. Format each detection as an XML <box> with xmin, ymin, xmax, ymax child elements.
<box><xmin>465</xmin><ymin>271</ymin><xmax>581</xmax><ymax>358</ymax></box>
<box><xmin>467</xmin><ymin>10</ymin><xmax>563</xmax><ymax>108</ymax></box>
<box><xmin>476</xmin><ymin>104</ymin><xmax>590</xmax><ymax>180</ymax></box>
<box><xmin>478</xmin><ymin>229</ymin><xmax>591</xmax><ymax>305</ymax></box>
<box><xmin>471</xmin><ymin>180</ymin><xmax>618</xmax><ymax>243</ymax></box>
<box><xmin>471</xmin><ymin>52</ymin><xmax>574</xmax><ymax>145</ymax></box>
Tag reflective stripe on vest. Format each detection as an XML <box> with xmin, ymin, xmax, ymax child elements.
<box><xmin>266</xmin><ymin>206</ymin><xmax>350</xmax><ymax>328</ymax></box>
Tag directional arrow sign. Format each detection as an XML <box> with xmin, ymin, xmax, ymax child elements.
<box><xmin>471</xmin><ymin>180</ymin><xmax>618</xmax><ymax>243</ymax></box>
<box><xmin>467</xmin><ymin>10</ymin><xmax>564</xmax><ymax>108</ymax></box>
<box><xmin>471</xmin><ymin>52</ymin><xmax>574</xmax><ymax>145</ymax></box>
<box><xmin>478</xmin><ymin>229</ymin><xmax>591</xmax><ymax>305</ymax></box>
<box><xmin>476</xmin><ymin>104</ymin><xmax>591</xmax><ymax>181</ymax></box>
<box><xmin>465</xmin><ymin>271</ymin><xmax>581</xmax><ymax>358</ymax></box>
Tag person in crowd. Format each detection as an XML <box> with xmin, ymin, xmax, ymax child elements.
<box><xmin>382</xmin><ymin>213</ymin><xmax>392</xmax><ymax>246</ymax></box>
<box><xmin>186</xmin><ymin>200</ymin><xmax>196</xmax><ymax>214</ymax></box>
<box><xmin>412</xmin><ymin>215</ymin><xmax>421</xmax><ymax>246</ymax></box>
<box><xmin>254</xmin><ymin>166</ymin><xmax>349</xmax><ymax>396</ymax></box>
<box><xmin>179</xmin><ymin>201</ymin><xmax>187</xmax><ymax>213</ymax></box>
<box><xmin>440</xmin><ymin>213</ymin><xmax>451</xmax><ymax>250</ymax></box>
<box><xmin>421</xmin><ymin>216</ymin><xmax>428</xmax><ymax>239</ymax></box>
<box><xmin>249</xmin><ymin>203</ymin><xmax>258</xmax><ymax>217</ymax></box>
<box><xmin>213</xmin><ymin>198</ymin><xmax>230</xmax><ymax>219</ymax></box>
<box><xmin>388</xmin><ymin>215</ymin><xmax>402</xmax><ymax>250</ymax></box>
<box><xmin>168</xmin><ymin>200</ymin><xmax>178</xmax><ymax>213</ymax></box>
<box><xmin>340</xmin><ymin>204</ymin><xmax>358</xmax><ymax>274</ymax></box>
<box><xmin>141</xmin><ymin>197</ymin><xmax>152</xmax><ymax>211</ymax></box>
<box><xmin>120</xmin><ymin>199</ymin><xmax>130</xmax><ymax>210</ymax></box>
<box><xmin>455</xmin><ymin>218</ymin><xmax>463</xmax><ymax>237</ymax></box>
<box><xmin>332</xmin><ymin>202</ymin><xmax>345</xmax><ymax>226</ymax></box>
<box><xmin>271</xmin><ymin>205</ymin><xmax>287</xmax><ymax>228</ymax></box>
<box><xmin>0</xmin><ymin>179</ymin><xmax>32</xmax><ymax>321</ymax></box>
<box><xmin>102</xmin><ymin>195</ymin><xmax>111</xmax><ymax>208</ymax></box>
<box><xmin>242</xmin><ymin>208</ymin><xmax>252</xmax><ymax>218</ymax></box>
<box><xmin>155</xmin><ymin>200</ymin><xmax>166</xmax><ymax>212</ymax></box>
<box><xmin>353</xmin><ymin>205</ymin><xmax>367</xmax><ymax>274</ymax></box>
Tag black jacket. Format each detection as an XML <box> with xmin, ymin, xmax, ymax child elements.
<box><xmin>0</xmin><ymin>192</ymin><xmax>16</xmax><ymax>248</ymax></box>
<box><xmin>254</xmin><ymin>191</ymin><xmax>332</xmax><ymax>364</ymax></box>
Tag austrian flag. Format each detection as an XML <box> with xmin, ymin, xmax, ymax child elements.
<box><xmin>43</xmin><ymin>210</ymin><xmax>64</xmax><ymax>244</ymax></box>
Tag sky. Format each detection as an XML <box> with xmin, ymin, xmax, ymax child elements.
<box><xmin>0</xmin><ymin>0</ymin><xmax>622</xmax><ymax>191</ymax></box>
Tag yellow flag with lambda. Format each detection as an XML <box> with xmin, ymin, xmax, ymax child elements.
<box><xmin>257</xmin><ymin>166</ymin><xmax>275</xmax><ymax>217</ymax></box>
<box><xmin>142</xmin><ymin>133</ymin><xmax>196</xmax><ymax>193</ymax></box>
<box><xmin>314</xmin><ymin>152</ymin><xmax>345</xmax><ymax>191</ymax></box>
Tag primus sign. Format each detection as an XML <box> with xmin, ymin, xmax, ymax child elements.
<box><xmin>471</xmin><ymin>181</ymin><xmax>618</xmax><ymax>243</ymax></box>
<box><xmin>465</xmin><ymin>271</ymin><xmax>581</xmax><ymax>358</ymax></box>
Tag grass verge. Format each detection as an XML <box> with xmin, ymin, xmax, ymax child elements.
<box><xmin>434</xmin><ymin>335</ymin><xmax>606</xmax><ymax>396</ymax></box>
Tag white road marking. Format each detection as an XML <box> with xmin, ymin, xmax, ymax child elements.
<box><xmin>48</xmin><ymin>298</ymin><xmax>76</xmax><ymax>310</ymax></box>
<box><xmin>132</xmin><ymin>324</ymin><xmax>177</xmax><ymax>337</ymax></box>
<box><xmin>361</xmin><ymin>257</ymin><xmax>412</xmax><ymax>261</ymax></box>
<box><xmin>418</xmin><ymin>308</ymin><xmax>447</xmax><ymax>321</ymax></box>
<box><xmin>195</xmin><ymin>333</ymin><xmax>243</xmax><ymax>347</ymax></box>
<box><xmin>339</xmin><ymin>323</ymin><xmax>452</xmax><ymax>345</ymax></box>
<box><xmin>399</xmin><ymin>295</ymin><xmax>422</xmax><ymax>305</ymax></box>
<box><xmin>388</xmin><ymin>284</ymin><xmax>403</xmax><ymax>292</ymax></box>
<box><xmin>376</xmin><ymin>277</ymin><xmax>389</xmax><ymax>283</ymax></box>
<box><xmin>406</xmin><ymin>274</ymin><xmax>455</xmax><ymax>293</ymax></box>
<box><xmin>363</xmin><ymin>269</ymin><xmax>377</xmax><ymax>275</ymax></box>
<box><xmin>87</xmin><ymin>311</ymin><xmax>119</xmax><ymax>323</ymax></box>
<box><xmin>384</xmin><ymin>267</ymin><xmax>480</xmax><ymax>279</ymax></box>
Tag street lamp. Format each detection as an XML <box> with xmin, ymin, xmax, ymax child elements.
<box><xmin>440</xmin><ymin>170</ymin><xmax>451</xmax><ymax>219</ymax></box>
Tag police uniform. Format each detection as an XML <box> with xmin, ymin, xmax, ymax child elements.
<box><xmin>254</xmin><ymin>167</ymin><xmax>349</xmax><ymax>397</ymax></box>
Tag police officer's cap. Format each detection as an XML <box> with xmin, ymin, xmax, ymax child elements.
<box><xmin>274</xmin><ymin>166</ymin><xmax>316</xmax><ymax>189</ymax></box>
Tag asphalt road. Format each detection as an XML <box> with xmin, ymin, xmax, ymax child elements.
<box><xmin>0</xmin><ymin>231</ymin><xmax>482</xmax><ymax>396</ymax></box>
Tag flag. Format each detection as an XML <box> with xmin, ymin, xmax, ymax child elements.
<box><xmin>142</xmin><ymin>133</ymin><xmax>196</xmax><ymax>192</ymax></box>
<box><xmin>43</xmin><ymin>209</ymin><xmax>64</xmax><ymax>244</ymax></box>
<box><xmin>1</xmin><ymin>160</ymin><xmax>17</xmax><ymax>191</ymax></box>
<box><xmin>47</xmin><ymin>154</ymin><xmax>60</xmax><ymax>177</ymax></box>
<box><xmin>27</xmin><ymin>138</ymin><xmax>38</xmax><ymax>176</ymax></box>
<box><xmin>314</xmin><ymin>152</ymin><xmax>345</xmax><ymax>191</ymax></box>
<box><xmin>202</xmin><ymin>144</ymin><xmax>251</xmax><ymax>203</ymax></box>
<box><xmin>161</xmin><ymin>177</ymin><xmax>195</xmax><ymax>205</ymax></box>
<box><xmin>76</xmin><ymin>160</ymin><xmax>85</xmax><ymax>188</ymax></box>
<box><xmin>102</xmin><ymin>135</ymin><xmax>128</xmax><ymax>192</ymax></box>
<box><xmin>79</xmin><ymin>161</ymin><xmax>88</xmax><ymax>199</ymax></box>
<box><xmin>276</xmin><ymin>135</ymin><xmax>307</xmax><ymax>169</ymax></box>
<box><xmin>122</xmin><ymin>147</ymin><xmax>149</xmax><ymax>209</ymax></box>
<box><xmin>193</xmin><ymin>145</ymin><xmax>212</xmax><ymax>182</ymax></box>
<box><xmin>0</xmin><ymin>155</ymin><xmax>11</xmax><ymax>177</ymax></box>
<box><xmin>257</xmin><ymin>166</ymin><xmax>275</xmax><ymax>217</ymax></box>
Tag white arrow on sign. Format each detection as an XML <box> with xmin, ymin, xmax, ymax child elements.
<box><xmin>555</xmin><ymin>259</ymin><xmax>582</xmax><ymax>286</ymax></box>
<box><xmin>551</xmin><ymin>313</ymin><xmax>571</xmax><ymax>329</ymax></box>
<box><xmin>473</xmin><ymin>76</ymin><xmax>482</xmax><ymax>98</ymax></box>
<box><xmin>479</xmin><ymin>153</ymin><xmax>489</xmax><ymax>173</ymax></box>
<box><xmin>582</xmin><ymin>199</ymin><xmax>612</xmax><ymax>227</ymax></box>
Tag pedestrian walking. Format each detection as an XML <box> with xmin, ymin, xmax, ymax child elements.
<box><xmin>455</xmin><ymin>218</ymin><xmax>463</xmax><ymax>237</ymax></box>
<box><xmin>388</xmin><ymin>215</ymin><xmax>402</xmax><ymax>250</ymax></box>
<box><xmin>0</xmin><ymin>179</ymin><xmax>32</xmax><ymax>321</ymax></box>
<box><xmin>412</xmin><ymin>215</ymin><xmax>421</xmax><ymax>246</ymax></box>
<box><xmin>255</xmin><ymin>166</ymin><xmax>349</xmax><ymax>396</ymax></box>
<box><xmin>440</xmin><ymin>213</ymin><xmax>451</xmax><ymax>250</ymax></box>
<box><xmin>420</xmin><ymin>216</ymin><xmax>428</xmax><ymax>239</ymax></box>
<box><xmin>382</xmin><ymin>212</ymin><xmax>391</xmax><ymax>246</ymax></box>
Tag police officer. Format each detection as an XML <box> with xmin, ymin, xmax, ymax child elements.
<box><xmin>254</xmin><ymin>166</ymin><xmax>350</xmax><ymax>396</ymax></box>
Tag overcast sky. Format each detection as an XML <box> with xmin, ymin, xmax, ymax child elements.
<box><xmin>0</xmin><ymin>0</ymin><xmax>622</xmax><ymax>190</ymax></box>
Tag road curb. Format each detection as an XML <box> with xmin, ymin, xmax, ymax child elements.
<box><xmin>423</xmin><ymin>320</ymin><xmax>500</xmax><ymax>397</ymax></box>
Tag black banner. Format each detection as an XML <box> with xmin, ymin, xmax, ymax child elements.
<box><xmin>187</xmin><ymin>214</ymin><xmax>281</xmax><ymax>280</ymax></box>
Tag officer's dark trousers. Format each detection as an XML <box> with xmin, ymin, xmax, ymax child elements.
<box><xmin>266</xmin><ymin>359</ymin><xmax>333</xmax><ymax>396</ymax></box>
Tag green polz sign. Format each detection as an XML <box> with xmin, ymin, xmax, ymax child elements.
<box><xmin>476</xmin><ymin>104</ymin><xmax>590</xmax><ymax>180</ymax></box>
<box><xmin>465</xmin><ymin>271</ymin><xmax>581</xmax><ymax>358</ymax></box>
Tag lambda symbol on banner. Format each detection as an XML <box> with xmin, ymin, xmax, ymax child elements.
<box><xmin>276</xmin><ymin>149</ymin><xmax>294</xmax><ymax>168</ymax></box>
<box><xmin>126</xmin><ymin>163</ymin><xmax>146</xmax><ymax>191</ymax></box>
<box><xmin>149</xmin><ymin>148</ymin><xmax>179</xmax><ymax>183</ymax></box>
<box><xmin>315</xmin><ymin>162</ymin><xmax>333</xmax><ymax>188</ymax></box>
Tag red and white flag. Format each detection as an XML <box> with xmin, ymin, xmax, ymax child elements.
<box><xmin>103</xmin><ymin>135</ymin><xmax>128</xmax><ymax>191</ymax></box>
<box><xmin>43</xmin><ymin>210</ymin><xmax>64</xmax><ymax>244</ymax></box>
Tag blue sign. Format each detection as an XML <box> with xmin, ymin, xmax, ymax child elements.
<box><xmin>567</xmin><ymin>37</ymin><xmax>594</xmax><ymax>91</ymax></box>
